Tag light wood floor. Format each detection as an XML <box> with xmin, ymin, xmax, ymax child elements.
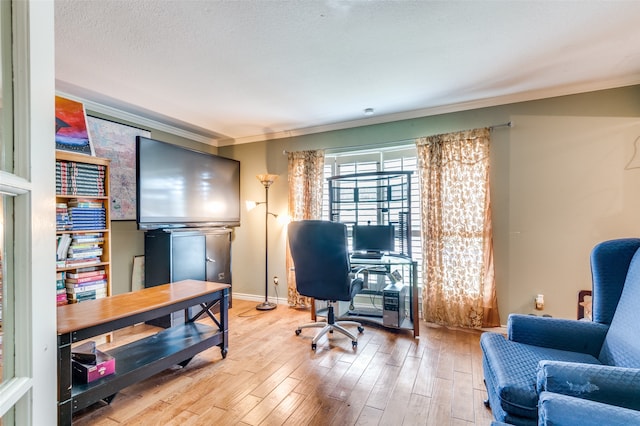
<box><xmin>72</xmin><ymin>299</ymin><xmax>494</xmax><ymax>426</ymax></box>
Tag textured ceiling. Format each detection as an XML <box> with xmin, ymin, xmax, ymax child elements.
<box><xmin>55</xmin><ymin>1</ymin><xmax>640</xmax><ymax>146</ymax></box>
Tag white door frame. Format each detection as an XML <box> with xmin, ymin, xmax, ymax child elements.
<box><xmin>0</xmin><ymin>1</ymin><xmax>56</xmax><ymax>424</ymax></box>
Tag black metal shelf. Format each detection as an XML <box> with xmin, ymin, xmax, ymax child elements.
<box><xmin>328</xmin><ymin>171</ymin><xmax>413</xmax><ymax>258</ymax></box>
<box><xmin>71</xmin><ymin>322</ymin><xmax>221</xmax><ymax>411</ymax></box>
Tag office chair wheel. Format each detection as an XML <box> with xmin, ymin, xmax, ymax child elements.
<box><xmin>358</xmin><ymin>326</ymin><xmax>364</xmax><ymax>333</ymax></box>
<box><xmin>295</xmin><ymin>329</ymin><xmax>301</xmax><ymax>336</ymax></box>
<box><xmin>311</xmin><ymin>343</ymin><xmax>317</xmax><ymax>351</ymax></box>
<box><xmin>352</xmin><ymin>341</ymin><xmax>357</xmax><ymax>349</ymax></box>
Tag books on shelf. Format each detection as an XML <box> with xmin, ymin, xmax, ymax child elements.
<box><xmin>66</xmin><ymin>280</ymin><xmax>107</xmax><ymax>294</ymax></box>
<box><xmin>56</xmin><ymin>160</ymin><xmax>106</xmax><ymax>196</ymax></box>
<box><xmin>65</xmin><ymin>274</ymin><xmax>106</xmax><ymax>284</ymax></box>
<box><xmin>68</xmin><ymin>199</ymin><xmax>104</xmax><ymax>208</ymax></box>
<box><xmin>57</xmin><ymin>270</ymin><xmax>68</xmax><ymax>305</ymax></box>
<box><xmin>56</xmin><ymin>234</ymin><xmax>72</xmax><ymax>260</ymax></box>
<box><xmin>56</xmin><ymin>203</ymin><xmax>72</xmax><ymax>230</ymax></box>
<box><xmin>68</xmin><ymin>242</ymin><xmax>103</xmax><ymax>251</ymax></box>
<box><xmin>67</xmin><ymin>249</ymin><xmax>103</xmax><ymax>259</ymax></box>
<box><xmin>64</xmin><ymin>258</ymin><xmax>102</xmax><ymax>268</ymax></box>
<box><xmin>56</xmin><ymin>199</ymin><xmax>107</xmax><ymax>231</ymax></box>
<box><xmin>64</xmin><ymin>268</ymin><xmax>107</xmax><ymax>303</ymax></box>
<box><xmin>67</xmin><ymin>287</ymin><xmax>107</xmax><ymax>303</ymax></box>
<box><xmin>57</xmin><ymin>294</ymin><xmax>68</xmax><ymax>306</ymax></box>
<box><xmin>57</xmin><ymin>232</ymin><xmax>106</xmax><ymax>261</ymax></box>
<box><xmin>56</xmin><ymin>154</ymin><xmax>111</xmax><ymax>306</ymax></box>
<box><xmin>68</xmin><ymin>204</ymin><xmax>107</xmax><ymax>230</ymax></box>
<box><xmin>67</xmin><ymin>267</ymin><xmax>106</xmax><ymax>279</ymax></box>
<box><xmin>68</xmin><ymin>207</ymin><xmax>105</xmax><ymax>215</ymax></box>
<box><xmin>72</xmin><ymin>233</ymin><xmax>105</xmax><ymax>244</ymax></box>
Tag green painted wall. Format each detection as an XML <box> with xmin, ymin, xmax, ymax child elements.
<box><xmin>220</xmin><ymin>85</ymin><xmax>640</xmax><ymax>322</ymax></box>
<box><xmin>95</xmin><ymin>86</ymin><xmax>640</xmax><ymax>322</ymax></box>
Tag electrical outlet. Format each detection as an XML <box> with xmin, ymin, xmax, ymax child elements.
<box><xmin>273</xmin><ymin>276</ymin><xmax>279</xmax><ymax>286</ymax></box>
<box><xmin>535</xmin><ymin>294</ymin><xmax>544</xmax><ymax>310</ymax></box>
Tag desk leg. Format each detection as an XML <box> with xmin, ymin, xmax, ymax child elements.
<box><xmin>186</xmin><ymin>289</ymin><xmax>229</xmax><ymax>359</ymax></box>
<box><xmin>220</xmin><ymin>288</ymin><xmax>229</xmax><ymax>358</ymax></box>
<box><xmin>412</xmin><ymin>261</ymin><xmax>419</xmax><ymax>338</ymax></box>
<box><xmin>58</xmin><ymin>333</ymin><xmax>73</xmax><ymax>425</ymax></box>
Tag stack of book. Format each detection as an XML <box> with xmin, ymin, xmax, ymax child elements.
<box><xmin>56</xmin><ymin>203</ymin><xmax>71</xmax><ymax>231</ymax></box>
<box><xmin>56</xmin><ymin>160</ymin><xmax>106</xmax><ymax>196</ymax></box>
<box><xmin>68</xmin><ymin>200</ymin><xmax>106</xmax><ymax>230</ymax></box>
<box><xmin>56</xmin><ymin>271</ymin><xmax>67</xmax><ymax>306</ymax></box>
<box><xmin>56</xmin><ymin>234</ymin><xmax>71</xmax><ymax>266</ymax></box>
<box><xmin>65</xmin><ymin>267</ymin><xmax>107</xmax><ymax>303</ymax></box>
<box><xmin>57</xmin><ymin>232</ymin><xmax>104</xmax><ymax>268</ymax></box>
<box><xmin>64</xmin><ymin>233</ymin><xmax>104</xmax><ymax>268</ymax></box>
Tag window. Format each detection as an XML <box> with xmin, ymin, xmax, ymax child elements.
<box><xmin>323</xmin><ymin>145</ymin><xmax>423</xmax><ymax>287</ymax></box>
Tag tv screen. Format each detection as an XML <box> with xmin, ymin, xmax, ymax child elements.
<box><xmin>352</xmin><ymin>225</ymin><xmax>395</xmax><ymax>253</ymax></box>
<box><xmin>136</xmin><ymin>136</ymin><xmax>240</xmax><ymax>230</ymax></box>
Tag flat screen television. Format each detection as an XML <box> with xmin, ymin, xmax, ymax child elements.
<box><xmin>136</xmin><ymin>136</ymin><xmax>240</xmax><ymax>230</ymax></box>
<box><xmin>352</xmin><ymin>224</ymin><xmax>395</xmax><ymax>254</ymax></box>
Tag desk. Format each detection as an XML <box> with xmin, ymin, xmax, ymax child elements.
<box><xmin>57</xmin><ymin>280</ymin><xmax>229</xmax><ymax>425</ymax></box>
<box><xmin>343</xmin><ymin>255</ymin><xmax>419</xmax><ymax>337</ymax></box>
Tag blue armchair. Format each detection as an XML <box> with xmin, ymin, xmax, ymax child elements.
<box><xmin>480</xmin><ymin>238</ymin><xmax>640</xmax><ymax>425</ymax></box>
<box><xmin>492</xmin><ymin>392</ymin><xmax>640</xmax><ymax>426</ymax></box>
<box><xmin>538</xmin><ymin>391</ymin><xmax>640</xmax><ymax>425</ymax></box>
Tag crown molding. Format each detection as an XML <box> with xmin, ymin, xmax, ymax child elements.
<box><xmin>55</xmin><ymin>90</ymin><xmax>220</xmax><ymax>147</ymax></box>
<box><xmin>58</xmin><ymin>75</ymin><xmax>640</xmax><ymax>148</ymax></box>
<box><xmin>222</xmin><ymin>77</ymin><xmax>640</xmax><ymax>146</ymax></box>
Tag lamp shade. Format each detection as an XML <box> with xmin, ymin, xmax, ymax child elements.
<box><xmin>256</xmin><ymin>174</ymin><xmax>278</xmax><ymax>188</ymax></box>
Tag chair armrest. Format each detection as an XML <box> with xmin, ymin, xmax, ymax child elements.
<box><xmin>537</xmin><ymin>360</ymin><xmax>640</xmax><ymax>410</ymax></box>
<box><xmin>508</xmin><ymin>314</ymin><xmax>608</xmax><ymax>356</ymax></box>
<box><xmin>539</xmin><ymin>391</ymin><xmax>640</xmax><ymax>426</ymax></box>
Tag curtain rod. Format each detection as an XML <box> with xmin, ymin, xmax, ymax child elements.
<box><xmin>282</xmin><ymin>121</ymin><xmax>513</xmax><ymax>155</ymax></box>
<box><xmin>282</xmin><ymin>139</ymin><xmax>415</xmax><ymax>156</ymax></box>
<box><xmin>489</xmin><ymin>121</ymin><xmax>513</xmax><ymax>130</ymax></box>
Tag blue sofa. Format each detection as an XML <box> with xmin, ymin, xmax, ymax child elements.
<box><xmin>480</xmin><ymin>238</ymin><xmax>640</xmax><ymax>425</ymax></box>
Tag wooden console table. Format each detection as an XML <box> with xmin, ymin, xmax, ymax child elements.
<box><xmin>57</xmin><ymin>280</ymin><xmax>229</xmax><ymax>425</ymax></box>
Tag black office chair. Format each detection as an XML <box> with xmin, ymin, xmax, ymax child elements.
<box><xmin>288</xmin><ymin>220</ymin><xmax>364</xmax><ymax>350</ymax></box>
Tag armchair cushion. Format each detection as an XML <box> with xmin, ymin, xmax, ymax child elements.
<box><xmin>589</xmin><ymin>238</ymin><xmax>640</xmax><ymax>324</ymax></box>
<box><xmin>537</xmin><ymin>360</ymin><xmax>640</xmax><ymax>410</ymax></box>
<box><xmin>598</xmin><ymin>250</ymin><xmax>640</xmax><ymax>367</ymax></box>
<box><xmin>538</xmin><ymin>391</ymin><xmax>640</xmax><ymax>426</ymax></box>
<box><xmin>480</xmin><ymin>333</ymin><xmax>600</xmax><ymax>419</ymax></box>
<box><xmin>507</xmin><ymin>314</ymin><xmax>609</xmax><ymax>358</ymax></box>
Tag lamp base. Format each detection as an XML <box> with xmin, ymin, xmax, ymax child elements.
<box><xmin>256</xmin><ymin>301</ymin><xmax>277</xmax><ymax>311</ymax></box>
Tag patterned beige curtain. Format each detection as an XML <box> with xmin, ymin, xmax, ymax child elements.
<box><xmin>286</xmin><ymin>150</ymin><xmax>325</xmax><ymax>307</ymax></box>
<box><xmin>416</xmin><ymin>128</ymin><xmax>500</xmax><ymax>328</ymax></box>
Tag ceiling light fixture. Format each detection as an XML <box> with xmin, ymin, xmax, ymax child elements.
<box><xmin>363</xmin><ymin>108</ymin><xmax>374</xmax><ymax>115</ymax></box>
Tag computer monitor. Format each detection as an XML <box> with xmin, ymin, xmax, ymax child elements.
<box><xmin>352</xmin><ymin>225</ymin><xmax>395</xmax><ymax>254</ymax></box>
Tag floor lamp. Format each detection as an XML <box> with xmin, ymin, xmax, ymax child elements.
<box><xmin>254</xmin><ymin>173</ymin><xmax>278</xmax><ymax>311</ymax></box>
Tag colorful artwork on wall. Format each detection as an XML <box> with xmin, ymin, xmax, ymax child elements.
<box><xmin>87</xmin><ymin>116</ymin><xmax>151</xmax><ymax>220</ymax></box>
<box><xmin>55</xmin><ymin>96</ymin><xmax>94</xmax><ymax>155</ymax></box>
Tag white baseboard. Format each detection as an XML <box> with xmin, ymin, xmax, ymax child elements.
<box><xmin>232</xmin><ymin>292</ymin><xmax>288</xmax><ymax>306</ymax></box>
